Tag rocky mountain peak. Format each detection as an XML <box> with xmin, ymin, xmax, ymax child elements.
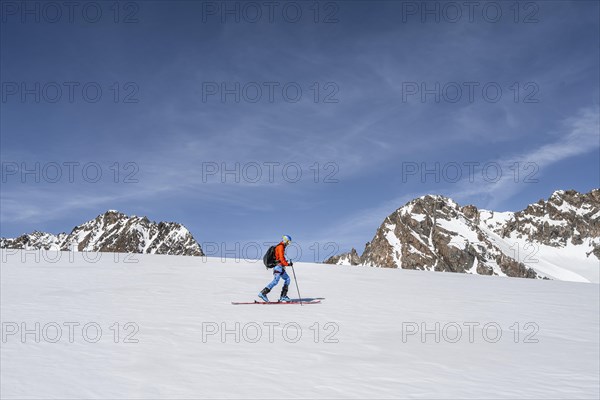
<box><xmin>325</xmin><ymin>189</ymin><xmax>600</xmax><ymax>282</ymax></box>
<box><xmin>324</xmin><ymin>247</ymin><xmax>361</xmax><ymax>265</ymax></box>
<box><xmin>1</xmin><ymin>211</ymin><xmax>204</xmax><ymax>256</ymax></box>
<box><xmin>504</xmin><ymin>189</ymin><xmax>600</xmax><ymax>248</ymax></box>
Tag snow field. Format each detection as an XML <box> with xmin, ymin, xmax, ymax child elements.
<box><xmin>1</xmin><ymin>250</ymin><xmax>598</xmax><ymax>399</ymax></box>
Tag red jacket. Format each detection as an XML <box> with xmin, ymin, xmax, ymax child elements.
<box><xmin>275</xmin><ymin>242</ymin><xmax>289</xmax><ymax>266</ymax></box>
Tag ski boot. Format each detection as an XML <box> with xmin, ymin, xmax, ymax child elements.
<box><xmin>279</xmin><ymin>285</ymin><xmax>291</xmax><ymax>302</ymax></box>
<box><xmin>258</xmin><ymin>287</ymin><xmax>270</xmax><ymax>302</ymax></box>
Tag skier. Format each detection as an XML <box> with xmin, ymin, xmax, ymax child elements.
<box><xmin>259</xmin><ymin>235</ymin><xmax>293</xmax><ymax>302</ymax></box>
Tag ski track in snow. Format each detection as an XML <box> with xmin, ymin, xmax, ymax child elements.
<box><xmin>1</xmin><ymin>250</ymin><xmax>598</xmax><ymax>399</ymax></box>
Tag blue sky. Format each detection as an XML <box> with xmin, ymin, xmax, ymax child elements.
<box><xmin>1</xmin><ymin>0</ymin><xmax>599</xmax><ymax>261</ymax></box>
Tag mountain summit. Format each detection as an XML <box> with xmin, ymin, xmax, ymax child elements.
<box><xmin>326</xmin><ymin>189</ymin><xmax>600</xmax><ymax>282</ymax></box>
<box><xmin>0</xmin><ymin>210</ymin><xmax>204</xmax><ymax>256</ymax></box>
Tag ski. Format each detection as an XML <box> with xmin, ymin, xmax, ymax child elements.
<box><xmin>231</xmin><ymin>300</ymin><xmax>321</xmax><ymax>305</ymax></box>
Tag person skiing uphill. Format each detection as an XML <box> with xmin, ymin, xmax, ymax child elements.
<box><xmin>259</xmin><ymin>235</ymin><xmax>293</xmax><ymax>302</ymax></box>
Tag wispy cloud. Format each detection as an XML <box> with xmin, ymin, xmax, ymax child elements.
<box><xmin>317</xmin><ymin>106</ymin><xmax>599</xmax><ymax>253</ymax></box>
<box><xmin>448</xmin><ymin>106</ymin><xmax>599</xmax><ymax>208</ymax></box>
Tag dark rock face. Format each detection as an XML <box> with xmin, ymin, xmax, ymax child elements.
<box><xmin>358</xmin><ymin>195</ymin><xmax>537</xmax><ymax>278</ymax></box>
<box><xmin>503</xmin><ymin>190</ymin><xmax>600</xmax><ymax>249</ymax></box>
<box><xmin>0</xmin><ymin>210</ymin><xmax>204</xmax><ymax>256</ymax></box>
<box><xmin>328</xmin><ymin>189</ymin><xmax>600</xmax><ymax>279</ymax></box>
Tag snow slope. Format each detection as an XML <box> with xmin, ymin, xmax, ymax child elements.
<box><xmin>479</xmin><ymin>211</ymin><xmax>599</xmax><ymax>283</ymax></box>
<box><xmin>1</xmin><ymin>250</ymin><xmax>599</xmax><ymax>399</ymax></box>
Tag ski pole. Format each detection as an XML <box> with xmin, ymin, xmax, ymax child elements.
<box><xmin>290</xmin><ymin>261</ymin><xmax>303</xmax><ymax>306</ymax></box>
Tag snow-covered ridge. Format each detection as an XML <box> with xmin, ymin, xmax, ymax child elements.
<box><xmin>327</xmin><ymin>189</ymin><xmax>600</xmax><ymax>282</ymax></box>
<box><xmin>0</xmin><ymin>210</ymin><xmax>204</xmax><ymax>256</ymax></box>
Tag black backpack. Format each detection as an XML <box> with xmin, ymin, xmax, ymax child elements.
<box><xmin>263</xmin><ymin>245</ymin><xmax>278</xmax><ymax>269</ymax></box>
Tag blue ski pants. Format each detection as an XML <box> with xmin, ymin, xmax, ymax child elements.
<box><xmin>266</xmin><ymin>265</ymin><xmax>291</xmax><ymax>290</ymax></box>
